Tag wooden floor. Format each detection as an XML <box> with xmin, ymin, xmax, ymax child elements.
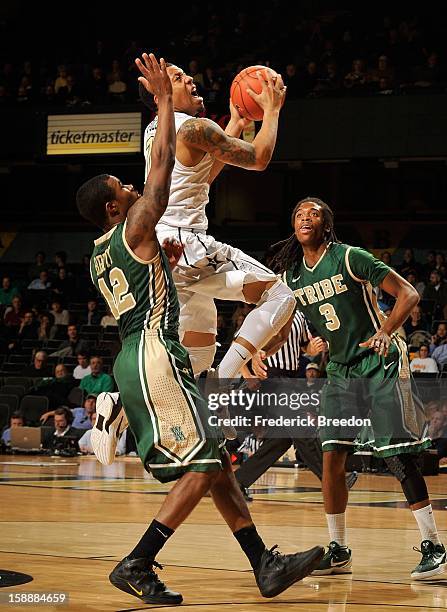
<box><xmin>1</xmin><ymin>455</ymin><xmax>447</xmax><ymax>611</ymax></box>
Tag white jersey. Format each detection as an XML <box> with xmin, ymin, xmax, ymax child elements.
<box><xmin>144</xmin><ymin>111</ymin><xmax>213</xmax><ymax>231</ymax></box>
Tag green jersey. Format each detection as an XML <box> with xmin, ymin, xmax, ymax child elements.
<box><xmin>90</xmin><ymin>221</ymin><xmax>179</xmax><ymax>340</ymax></box>
<box><xmin>284</xmin><ymin>243</ymin><xmax>391</xmax><ymax>365</ymax></box>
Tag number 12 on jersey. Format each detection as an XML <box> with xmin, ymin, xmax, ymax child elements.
<box><xmin>98</xmin><ymin>267</ymin><xmax>136</xmax><ymax>319</ymax></box>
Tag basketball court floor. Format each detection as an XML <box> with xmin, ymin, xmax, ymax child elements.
<box><xmin>1</xmin><ymin>455</ymin><xmax>446</xmax><ymax>611</ymax></box>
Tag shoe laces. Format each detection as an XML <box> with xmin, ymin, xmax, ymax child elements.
<box><xmin>413</xmin><ymin>540</ymin><xmax>433</xmax><ymax>561</ymax></box>
<box><xmin>267</xmin><ymin>544</ymin><xmax>282</xmax><ymax>558</ymax></box>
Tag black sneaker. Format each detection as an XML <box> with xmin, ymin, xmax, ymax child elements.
<box><xmin>255</xmin><ymin>544</ymin><xmax>324</xmax><ymax>598</ymax></box>
<box><xmin>109</xmin><ymin>557</ymin><xmax>183</xmax><ymax>605</ymax></box>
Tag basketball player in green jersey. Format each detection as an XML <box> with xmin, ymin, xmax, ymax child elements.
<box><xmin>254</xmin><ymin>197</ymin><xmax>445</xmax><ymax>580</ymax></box>
<box><xmin>76</xmin><ymin>54</ymin><xmax>323</xmax><ymax>605</ymax></box>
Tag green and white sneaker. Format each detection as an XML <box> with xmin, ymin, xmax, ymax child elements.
<box><xmin>311</xmin><ymin>541</ymin><xmax>352</xmax><ymax>576</ymax></box>
<box><xmin>411</xmin><ymin>540</ymin><xmax>446</xmax><ymax>580</ymax></box>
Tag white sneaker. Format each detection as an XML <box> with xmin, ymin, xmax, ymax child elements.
<box><xmin>91</xmin><ymin>392</ymin><xmax>128</xmax><ymax>465</ymax></box>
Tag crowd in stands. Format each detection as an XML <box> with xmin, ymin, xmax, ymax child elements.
<box><xmin>1</xmin><ymin>8</ymin><xmax>446</xmax><ymax>112</ymax></box>
<box><xmin>1</xmin><ymin>244</ymin><xmax>447</xmax><ymax>465</ymax></box>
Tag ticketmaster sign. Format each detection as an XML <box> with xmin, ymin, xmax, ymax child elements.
<box><xmin>47</xmin><ymin>113</ymin><xmax>141</xmax><ymax>155</ymax></box>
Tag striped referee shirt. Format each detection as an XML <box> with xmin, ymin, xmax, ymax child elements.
<box><xmin>267</xmin><ymin>310</ymin><xmax>310</xmax><ymax>371</ymax></box>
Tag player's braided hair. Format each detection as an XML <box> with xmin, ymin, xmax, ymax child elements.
<box><xmin>268</xmin><ymin>197</ymin><xmax>338</xmax><ymax>273</ymax></box>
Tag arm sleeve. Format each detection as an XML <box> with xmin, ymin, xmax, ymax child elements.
<box><xmin>347</xmin><ymin>247</ymin><xmax>391</xmax><ymax>287</ymax></box>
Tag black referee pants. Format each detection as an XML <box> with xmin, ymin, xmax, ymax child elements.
<box><xmin>235</xmin><ymin>366</ymin><xmax>323</xmax><ymax>487</ymax></box>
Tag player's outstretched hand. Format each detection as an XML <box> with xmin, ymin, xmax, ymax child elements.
<box><xmin>359</xmin><ymin>330</ymin><xmax>392</xmax><ymax>357</ymax></box>
<box><xmin>251</xmin><ymin>350</ymin><xmax>268</xmax><ymax>379</ymax></box>
<box><xmin>246</xmin><ymin>69</ymin><xmax>286</xmax><ymax>114</ymax></box>
<box><xmin>162</xmin><ymin>238</ymin><xmax>183</xmax><ymax>269</ymax></box>
<box><xmin>135</xmin><ymin>53</ymin><xmax>172</xmax><ymax>98</ymax></box>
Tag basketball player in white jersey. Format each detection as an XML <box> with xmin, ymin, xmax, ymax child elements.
<box><xmin>138</xmin><ymin>60</ymin><xmax>295</xmax><ymax>396</ymax></box>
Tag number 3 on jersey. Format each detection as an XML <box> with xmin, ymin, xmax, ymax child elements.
<box><xmin>98</xmin><ymin>267</ymin><xmax>136</xmax><ymax>320</ymax></box>
<box><xmin>319</xmin><ymin>302</ymin><xmax>340</xmax><ymax>331</ymax></box>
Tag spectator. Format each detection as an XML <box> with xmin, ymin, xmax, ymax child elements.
<box><xmin>4</xmin><ymin>296</ymin><xmax>25</xmax><ymax>327</ymax></box>
<box><xmin>431</xmin><ymin>341</ymin><xmax>447</xmax><ymax>371</ymax></box>
<box><xmin>50</xmin><ymin>300</ymin><xmax>70</xmax><ymax>326</ymax></box>
<box><xmin>85</xmin><ymin>66</ymin><xmax>107</xmax><ymax>105</ymax></box>
<box><xmin>0</xmin><ymin>276</ymin><xmax>19</xmax><ymax>306</ymax></box>
<box><xmin>71</xmin><ymin>394</ymin><xmax>97</xmax><ymax>429</ymax></box>
<box><xmin>30</xmin><ymin>363</ymin><xmax>77</xmax><ymax>409</ymax></box>
<box><xmin>51</xmin><ymin>324</ymin><xmax>90</xmax><ymax>357</ymax></box>
<box><xmin>367</xmin><ymin>55</ymin><xmax>394</xmax><ymax>88</ymax></box>
<box><xmin>283</xmin><ymin>63</ymin><xmax>300</xmax><ymax>98</ymax></box>
<box><xmin>73</xmin><ymin>351</ymin><xmax>91</xmax><ymax>380</ymax></box>
<box><xmin>380</xmin><ymin>251</ymin><xmax>393</xmax><ymax>267</ymax></box>
<box><xmin>406</xmin><ymin>270</ymin><xmax>425</xmax><ymax>297</ymax></box>
<box><xmin>1</xmin><ymin>412</ymin><xmax>24</xmax><ymax>446</ymax></box>
<box><xmin>410</xmin><ymin>344</ymin><xmax>439</xmax><ymax>374</ymax></box>
<box><xmin>27</xmin><ymin>251</ymin><xmax>46</xmax><ymax>281</ymax></box>
<box><xmin>301</xmin><ymin>60</ymin><xmax>319</xmax><ymax>96</ymax></box>
<box><xmin>344</xmin><ymin>59</ymin><xmax>367</xmax><ymax>92</ymax></box>
<box><xmin>51</xmin><ymin>268</ymin><xmax>73</xmax><ymax>302</ymax></box>
<box><xmin>37</xmin><ymin>312</ymin><xmax>57</xmax><ymax>342</ymax></box>
<box><xmin>15</xmin><ymin>310</ymin><xmax>39</xmax><ymax>343</ymax></box>
<box><xmin>54</xmin><ymin>64</ymin><xmax>68</xmax><ymax>94</ymax></box>
<box><xmin>100</xmin><ymin>307</ymin><xmax>117</xmax><ymax>328</ymax></box>
<box><xmin>305</xmin><ymin>362</ymin><xmax>320</xmax><ymax>387</ymax></box>
<box><xmin>82</xmin><ymin>299</ymin><xmax>102</xmax><ymax>326</ymax></box>
<box><xmin>435</xmin><ymin>252</ymin><xmax>446</xmax><ymax>276</ymax></box>
<box><xmin>428</xmin><ymin>411</ymin><xmax>447</xmax><ymax>460</ymax></box>
<box><xmin>430</xmin><ymin>322</ymin><xmax>447</xmax><ymax>352</ymax></box>
<box><xmin>45</xmin><ymin>407</ymin><xmax>82</xmax><ymax>451</ymax></box>
<box><xmin>397</xmin><ymin>248</ymin><xmax>421</xmax><ymax>277</ymax></box>
<box><xmin>28</xmin><ymin>270</ymin><xmax>51</xmax><ymax>290</ymax></box>
<box><xmin>423</xmin><ymin>271</ymin><xmax>447</xmax><ymax>319</ymax></box>
<box><xmin>20</xmin><ymin>350</ymin><xmax>53</xmax><ymax>377</ymax></box>
<box><xmin>40</xmin><ymin>393</ymin><xmax>97</xmax><ymax>429</ymax></box>
<box><xmin>422</xmin><ymin>251</ymin><xmax>436</xmax><ymax>281</ymax></box>
<box><xmin>80</xmin><ymin>356</ymin><xmax>114</xmax><ymax>395</ymax></box>
<box><xmin>403</xmin><ymin>304</ymin><xmax>428</xmax><ymax>336</ymax></box>
<box><xmin>188</xmin><ymin>59</ymin><xmax>204</xmax><ymax>88</ymax></box>
<box><xmin>57</xmin><ymin>74</ymin><xmax>82</xmax><ymax>107</ymax></box>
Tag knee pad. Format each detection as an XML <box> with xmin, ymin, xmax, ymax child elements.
<box><xmin>187</xmin><ymin>344</ymin><xmax>216</xmax><ymax>377</ymax></box>
<box><xmin>384</xmin><ymin>454</ymin><xmax>428</xmax><ymax>505</ymax></box>
<box><xmin>236</xmin><ymin>280</ymin><xmax>295</xmax><ymax>350</ymax></box>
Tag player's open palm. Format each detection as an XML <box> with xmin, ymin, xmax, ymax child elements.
<box><xmin>135</xmin><ymin>53</ymin><xmax>172</xmax><ymax>98</ymax></box>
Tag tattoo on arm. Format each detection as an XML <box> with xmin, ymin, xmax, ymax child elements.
<box><xmin>180</xmin><ymin>118</ymin><xmax>256</xmax><ymax>167</ymax></box>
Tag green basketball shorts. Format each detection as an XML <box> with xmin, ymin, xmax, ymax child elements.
<box><xmin>114</xmin><ymin>329</ymin><xmax>224</xmax><ymax>483</ymax></box>
<box><xmin>319</xmin><ymin>336</ymin><xmax>430</xmax><ymax>458</ymax></box>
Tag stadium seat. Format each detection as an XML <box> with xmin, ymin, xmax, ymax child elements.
<box><xmin>19</xmin><ymin>395</ymin><xmax>50</xmax><ymax>426</ymax></box>
<box><xmin>67</xmin><ymin>386</ymin><xmax>84</xmax><ymax>407</ymax></box>
<box><xmin>0</xmin><ymin>394</ymin><xmax>20</xmax><ymax>415</ymax></box>
<box><xmin>5</xmin><ymin>377</ymin><xmax>32</xmax><ymax>390</ymax></box>
<box><xmin>0</xmin><ymin>385</ymin><xmax>27</xmax><ymax>399</ymax></box>
<box><xmin>0</xmin><ymin>403</ymin><xmax>10</xmax><ymax>431</ymax></box>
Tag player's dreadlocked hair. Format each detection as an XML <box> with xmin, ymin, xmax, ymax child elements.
<box><xmin>267</xmin><ymin>197</ymin><xmax>338</xmax><ymax>273</ymax></box>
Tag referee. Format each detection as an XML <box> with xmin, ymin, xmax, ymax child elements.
<box><xmin>236</xmin><ymin>311</ymin><xmax>357</xmax><ymax>500</ymax></box>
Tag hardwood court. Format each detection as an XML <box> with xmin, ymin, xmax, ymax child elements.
<box><xmin>1</xmin><ymin>455</ymin><xmax>446</xmax><ymax>611</ymax></box>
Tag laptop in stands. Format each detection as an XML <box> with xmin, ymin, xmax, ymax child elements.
<box><xmin>10</xmin><ymin>427</ymin><xmax>50</xmax><ymax>451</ymax></box>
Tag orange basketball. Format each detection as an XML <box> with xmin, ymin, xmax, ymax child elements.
<box><xmin>230</xmin><ymin>65</ymin><xmax>285</xmax><ymax>121</ymax></box>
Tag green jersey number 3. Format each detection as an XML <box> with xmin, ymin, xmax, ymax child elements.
<box><xmin>98</xmin><ymin>267</ymin><xmax>136</xmax><ymax>320</ymax></box>
<box><xmin>319</xmin><ymin>302</ymin><xmax>341</xmax><ymax>331</ymax></box>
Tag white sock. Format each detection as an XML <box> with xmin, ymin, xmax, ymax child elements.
<box><xmin>217</xmin><ymin>343</ymin><xmax>252</xmax><ymax>379</ymax></box>
<box><xmin>412</xmin><ymin>504</ymin><xmax>441</xmax><ymax>545</ymax></box>
<box><xmin>326</xmin><ymin>512</ymin><xmax>347</xmax><ymax>547</ymax></box>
